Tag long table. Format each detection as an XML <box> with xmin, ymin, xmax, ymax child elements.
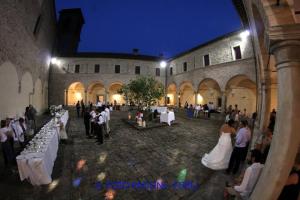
<box><xmin>16</xmin><ymin>110</ymin><xmax>69</xmax><ymax>185</ymax></box>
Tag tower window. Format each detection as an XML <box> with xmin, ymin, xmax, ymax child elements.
<box><xmin>115</xmin><ymin>65</ymin><xmax>120</xmax><ymax>73</ymax></box>
<box><xmin>94</xmin><ymin>64</ymin><xmax>100</xmax><ymax>73</ymax></box>
<box><xmin>170</xmin><ymin>67</ymin><xmax>173</xmax><ymax>75</ymax></box>
<box><xmin>135</xmin><ymin>66</ymin><xmax>140</xmax><ymax>74</ymax></box>
<box><xmin>183</xmin><ymin>62</ymin><xmax>187</xmax><ymax>72</ymax></box>
<box><xmin>233</xmin><ymin>46</ymin><xmax>242</xmax><ymax>60</ymax></box>
<box><xmin>204</xmin><ymin>54</ymin><xmax>210</xmax><ymax>66</ymax></box>
<box><xmin>75</xmin><ymin>65</ymin><xmax>80</xmax><ymax>73</ymax></box>
<box><xmin>156</xmin><ymin>68</ymin><xmax>160</xmax><ymax>76</ymax></box>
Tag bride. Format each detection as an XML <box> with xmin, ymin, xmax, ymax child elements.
<box><xmin>201</xmin><ymin>119</ymin><xmax>235</xmax><ymax>170</ymax></box>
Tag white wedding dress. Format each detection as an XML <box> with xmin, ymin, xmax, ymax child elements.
<box><xmin>201</xmin><ymin>132</ymin><xmax>233</xmax><ymax>170</ymax></box>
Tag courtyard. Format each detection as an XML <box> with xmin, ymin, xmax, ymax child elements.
<box><xmin>0</xmin><ymin>109</ymin><xmax>235</xmax><ymax>200</ymax></box>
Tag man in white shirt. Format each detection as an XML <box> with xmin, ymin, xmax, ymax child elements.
<box><xmin>104</xmin><ymin>106</ymin><xmax>111</xmax><ymax>134</ymax></box>
<box><xmin>193</xmin><ymin>104</ymin><xmax>200</xmax><ymax>118</ymax></box>
<box><xmin>225</xmin><ymin>150</ymin><xmax>264</xmax><ymax>199</ymax></box>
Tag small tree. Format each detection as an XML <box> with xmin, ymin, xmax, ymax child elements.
<box><xmin>118</xmin><ymin>76</ymin><xmax>164</xmax><ymax>110</ymax></box>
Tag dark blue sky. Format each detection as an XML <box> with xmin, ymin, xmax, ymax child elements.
<box><xmin>55</xmin><ymin>0</ymin><xmax>242</xmax><ymax>58</ymax></box>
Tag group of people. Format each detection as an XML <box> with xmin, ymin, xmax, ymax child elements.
<box><xmin>201</xmin><ymin>119</ymin><xmax>255</xmax><ymax>199</ymax></box>
<box><xmin>0</xmin><ymin>105</ymin><xmax>37</xmax><ymax>170</ymax></box>
<box><xmin>83</xmin><ymin>102</ymin><xmax>111</xmax><ymax>145</ymax></box>
<box><xmin>185</xmin><ymin>102</ymin><xmax>217</xmax><ymax>119</ymax></box>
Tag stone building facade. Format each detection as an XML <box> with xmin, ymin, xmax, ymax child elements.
<box><xmin>0</xmin><ymin>0</ymin><xmax>56</xmax><ymax>119</ymax></box>
<box><xmin>0</xmin><ymin>1</ymin><xmax>299</xmax><ymax>199</ymax></box>
<box><xmin>49</xmin><ymin>30</ymin><xmax>258</xmax><ymax>114</ymax></box>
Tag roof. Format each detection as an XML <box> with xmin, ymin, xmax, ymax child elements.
<box><xmin>60</xmin><ymin>52</ymin><xmax>161</xmax><ymax>61</ymax></box>
<box><xmin>168</xmin><ymin>29</ymin><xmax>244</xmax><ymax>61</ymax></box>
<box><xmin>59</xmin><ymin>8</ymin><xmax>85</xmax><ymax>24</ymax></box>
<box><xmin>232</xmin><ymin>0</ymin><xmax>250</xmax><ymax>28</ymax></box>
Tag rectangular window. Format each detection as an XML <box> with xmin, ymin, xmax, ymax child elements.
<box><xmin>183</xmin><ymin>62</ymin><xmax>187</xmax><ymax>72</ymax></box>
<box><xmin>135</xmin><ymin>66</ymin><xmax>140</xmax><ymax>74</ymax></box>
<box><xmin>115</xmin><ymin>65</ymin><xmax>120</xmax><ymax>73</ymax></box>
<box><xmin>170</xmin><ymin>67</ymin><xmax>173</xmax><ymax>76</ymax></box>
<box><xmin>75</xmin><ymin>64</ymin><xmax>80</xmax><ymax>73</ymax></box>
<box><xmin>94</xmin><ymin>64</ymin><xmax>100</xmax><ymax>73</ymax></box>
<box><xmin>233</xmin><ymin>46</ymin><xmax>242</xmax><ymax>60</ymax></box>
<box><xmin>156</xmin><ymin>68</ymin><xmax>160</xmax><ymax>76</ymax></box>
<box><xmin>204</xmin><ymin>54</ymin><xmax>210</xmax><ymax>66</ymax></box>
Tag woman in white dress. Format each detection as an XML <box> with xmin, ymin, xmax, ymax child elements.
<box><xmin>201</xmin><ymin>119</ymin><xmax>236</xmax><ymax>170</ymax></box>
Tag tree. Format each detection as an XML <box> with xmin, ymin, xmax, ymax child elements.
<box><xmin>118</xmin><ymin>76</ymin><xmax>164</xmax><ymax>110</ymax></box>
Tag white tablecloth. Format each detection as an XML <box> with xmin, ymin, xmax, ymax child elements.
<box><xmin>160</xmin><ymin>112</ymin><xmax>175</xmax><ymax>126</ymax></box>
<box><xmin>16</xmin><ymin>110</ymin><xmax>69</xmax><ymax>185</ymax></box>
<box><xmin>150</xmin><ymin>106</ymin><xmax>167</xmax><ymax>113</ymax></box>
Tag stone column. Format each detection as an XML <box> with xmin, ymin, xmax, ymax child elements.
<box><xmin>175</xmin><ymin>90</ymin><xmax>179</xmax><ymax>107</ymax></box>
<box><xmin>105</xmin><ymin>91</ymin><xmax>109</xmax><ymax>104</ymax></box>
<box><xmin>84</xmin><ymin>90</ymin><xmax>87</xmax><ymax>105</ymax></box>
<box><xmin>251</xmin><ymin>39</ymin><xmax>300</xmax><ymax>200</ymax></box>
<box><xmin>194</xmin><ymin>92</ymin><xmax>198</xmax><ymax>105</ymax></box>
<box><xmin>65</xmin><ymin>90</ymin><xmax>68</xmax><ymax>106</ymax></box>
<box><xmin>221</xmin><ymin>91</ymin><xmax>226</xmax><ymax>113</ymax></box>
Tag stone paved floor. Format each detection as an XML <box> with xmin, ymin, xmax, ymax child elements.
<box><xmin>0</xmin><ymin>109</ymin><xmax>235</xmax><ymax>200</ymax></box>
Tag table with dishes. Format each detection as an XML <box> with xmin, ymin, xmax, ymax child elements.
<box><xmin>16</xmin><ymin>110</ymin><xmax>69</xmax><ymax>185</ymax></box>
<box><xmin>160</xmin><ymin>111</ymin><xmax>175</xmax><ymax>126</ymax></box>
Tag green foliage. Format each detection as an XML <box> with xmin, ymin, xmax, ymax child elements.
<box><xmin>118</xmin><ymin>76</ymin><xmax>164</xmax><ymax>109</ymax></box>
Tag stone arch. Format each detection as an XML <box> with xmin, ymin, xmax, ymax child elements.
<box><xmin>33</xmin><ymin>78</ymin><xmax>43</xmax><ymax>113</ymax></box>
<box><xmin>108</xmin><ymin>82</ymin><xmax>125</xmax><ymax>105</ymax></box>
<box><xmin>179</xmin><ymin>81</ymin><xmax>195</xmax><ymax>106</ymax></box>
<box><xmin>167</xmin><ymin>83</ymin><xmax>177</xmax><ymax>106</ymax></box>
<box><xmin>225</xmin><ymin>75</ymin><xmax>257</xmax><ymax>114</ymax></box>
<box><xmin>197</xmin><ymin>78</ymin><xmax>222</xmax><ymax>106</ymax></box>
<box><xmin>0</xmin><ymin>61</ymin><xmax>20</xmax><ymax>119</ymax></box>
<box><xmin>67</xmin><ymin>82</ymin><xmax>85</xmax><ymax>106</ymax></box>
<box><xmin>87</xmin><ymin>81</ymin><xmax>106</xmax><ymax>104</ymax></box>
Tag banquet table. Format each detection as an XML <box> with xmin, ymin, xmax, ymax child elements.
<box><xmin>150</xmin><ymin>106</ymin><xmax>167</xmax><ymax>113</ymax></box>
<box><xmin>160</xmin><ymin>111</ymin><xmax>175</xmax><ymax>126</ymax></box>
<box><xmin>16</xmin><ymin>110</ymin><xmax>69</xmax><ymax>185</ymax></box>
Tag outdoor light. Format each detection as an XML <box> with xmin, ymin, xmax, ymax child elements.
<box><xmin>160</xmin><ymin>61</ymin><xmax>167</xmax><ymax>68</ymax></box>
<box><xmin>51</xmin><ymin>57</ymin><xmax>57</xmax><ymax>64</ymax></box>
<box><xmin>240</xmin><ymin>30</ymin><xmax>250</xmax><ymax>40</ymax></box>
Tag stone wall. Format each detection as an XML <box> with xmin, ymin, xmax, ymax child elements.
<box><xmin>0</xmin><ymin>0</ymin><xmax>56</xmax><ymax>119</ymax></box>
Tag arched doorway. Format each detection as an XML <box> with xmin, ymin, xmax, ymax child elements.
<box><xmin>179</xmin><ymin>81</ymin><xmax>195</xmax><ymax>106</ymax></box>
<box><xmin>67</xmin><ymin>82</ymin><xmax>85</xmax><ymax>106</ymax></box>
<box><xmin>108</xmin><ymin>82</ymin><xmax>125</xmax><ymax>105</ymax></box>
<box><xmin>167</xmin><ymin>83</ymin><xmax>177</xmax><ymax>106</ymax></box>
<box><xmin>225</xmin><ymin>75</ymin><xmax>257</xmax><ymax>115</ymax></box>
<box><xmin>198</xmin><ymin>78</ymin><xmax>221</xmax><ymax>107</ymax></box>
<box><xmin>87</xmin><ymin>81</ymin><xmax>106</xmax><ymax>104</ymax></box>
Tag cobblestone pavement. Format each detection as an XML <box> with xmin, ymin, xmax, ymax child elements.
<box><xmin>0</xmin><ymin>109</ymin><xmax>235</xmax><ymax>200</ymax></box>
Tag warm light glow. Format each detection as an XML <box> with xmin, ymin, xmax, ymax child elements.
<box><xmin>105</xmin><ymin>189</ymin><xmax>116</xmax><ymax>200</ymax></box>
<box><xmin>197</xmin><ymin>94</ymin><xmax>203</xmax><ymax>104</ymax></box>
<box><xmin>240</xmin><ymin>30</ymin><xmax>250</xmax><ymax>40</ymax></box>
<box><xmin>48</xmin><ymin>179</ymin><xmax>60</xmax><ymax>192</ymax></box>
<box><xmin>76</xmin><ymin>159</ymin><xmax>86</xmax><ymax>171</ymax></box>
<box><xmin>160</xmin><ymin>61</ymin><xmax>167</xmax><ymax>68</ymax></box>
<box><xmin>112</xmin><ymin>94</ymin><xmax>121</xmax><ymax>102</ymax></box>
<box><xmin>75</xmin><ymin>92</ymin><xmax>82</xmax><ymax>101</ymax></box>
<box><xmin>96</xmin><ymin>172</ymin><xmax>106</xmax><ymax>181</ymax></box>
<box><xmin>98</xmin><ymin>152</ymin><xmax>107</xmax><ymax>164</ymax></box>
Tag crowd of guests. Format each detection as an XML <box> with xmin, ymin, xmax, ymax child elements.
<box><xmin>0</xmin><ymin>105</ymin><xmax>37</xmax><ymax>172</ymax></box>
<box><xmin>184</xmin><ymin>101</ymin><xmax>217</xmax><ymax>119</ymax></box>
<box><xmin>80</xmin><ymin>100</ymin><xmax>112</xmax><ymax>145</ymax></box>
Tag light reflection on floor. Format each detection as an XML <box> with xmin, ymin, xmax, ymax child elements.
<box><xmin>96</xmin><ymin>172</ymin><xmax>106</xmax><ymax>182</ymax></box>
<box><xmin>98</xmin><ymin>152</ymin><xmax>107</xmax><ymax>164</ymax></box>
<box><xmin>76</xmin><ymin>159</ymin><xmax>87</xmax><ymax>171</ymax></box>
<box><xmin>47</xmin><ymin>179</ymin><xmax>60</xmax><ymax>192</ymax></box>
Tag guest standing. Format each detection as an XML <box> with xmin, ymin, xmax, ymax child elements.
<box><xmin>83</xmin><ymin>110</ymin><xmax>91</xmax><ymax>138</ymax></box>
<box><xmin>0</xmin><ymin>120</ymin><xmax>15</xmax><ymax>167</ymax></box>
<box><xmin>95</xmin><ymin>111</ymin><xmax>104</xmax><ymax>144</ymax></box>
<box><xmin>226</xmin><ymin>120</ymin><xmax>251</xmax><ymax>174</ymax></box>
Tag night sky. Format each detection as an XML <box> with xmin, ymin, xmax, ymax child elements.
<box><xmin>55</xmin><ymin>0</ymin><xmax>242</xmax><ymax>58</ymax></box>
